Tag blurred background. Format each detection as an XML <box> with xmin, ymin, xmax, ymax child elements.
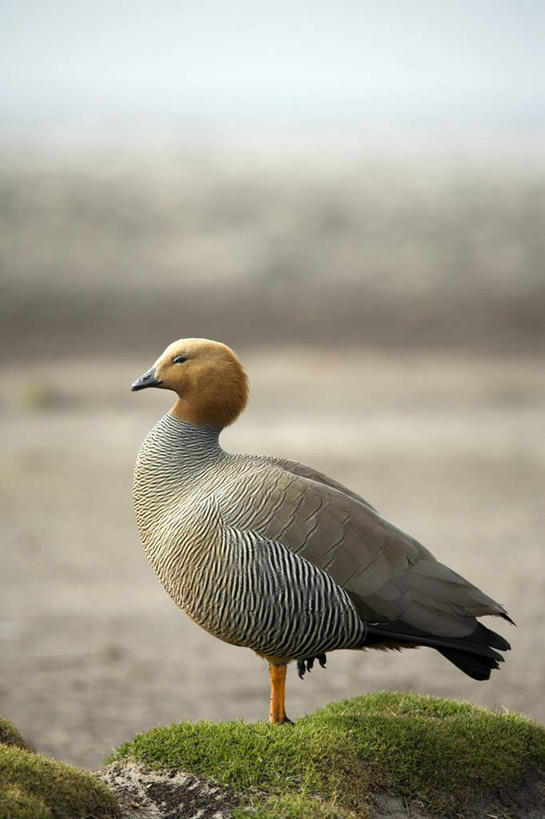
<box><xmin>1</xmin><ymin>0</ymin><xmax>544</xmax><ymax>769</ymax></box>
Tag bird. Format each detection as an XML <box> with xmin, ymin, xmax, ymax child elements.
<box><xmin>131</xmin><ymin>338</ymin><xmax>512</xmax><ymax>724</ymax></box>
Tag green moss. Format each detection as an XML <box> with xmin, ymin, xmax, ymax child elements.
<box><xmin>0</xmin><ymin>743</ymin><xmax>120</xmax><ymax>819</ymax></box>
<box><xmin>0</xmin><ymin>715</ymin><xmax>32</xmax><ymax>751</ymax></box>
<box><xmin>0</xmin><ymin>784</ymin><xmax>50</xmax><ymax>819</ymax></box>
<box><xmin>109</xmin><ymin>691</ymin><xmax>545</xmax><ymax>817</ymax></box>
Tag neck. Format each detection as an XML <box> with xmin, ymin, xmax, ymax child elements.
<box><xmin>136</xmin><ymin>413</ymin><xmax>223</xmax><ymax>479</ymax></box>
<box><xmin>134</xmin><ymin>413</ymin><xmax>224</xmax><ymax>534</ymax></box>
<box><xmin>165</xmin><ymin>411</ymin><xmax>222</xmax><ymax>450</ymax></box>
<box><xmin>170</xmin><ymin>397</ymin><xmax>221</xmax><ymax>427</ymax></box>
<box><xmin>170</xmin><ymin>385</ymin><xmax>246</xmax><ymax>428</ymax></box>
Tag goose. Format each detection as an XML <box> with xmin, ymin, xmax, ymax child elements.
<box><xmin>131</xmin><ymin>338</ymin><xmax>512</xmax><ymax>724</ymax></box>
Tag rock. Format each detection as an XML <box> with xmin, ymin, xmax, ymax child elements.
<box><xmin>97</xmin><ymin>762</ymin><xmax>240</xmax><ymax>819</ymax></box>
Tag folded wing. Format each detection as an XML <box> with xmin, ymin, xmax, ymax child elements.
<box><xmin>219</xmin><ymin>458</ymin><xmax>511</xmax><ymax>677</ymax></box>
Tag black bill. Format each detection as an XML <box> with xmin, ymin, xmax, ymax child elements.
<box><xmin>131</xmin><ymin>367</ymin><xmax>162</xmax><ymax>391</ymax></box>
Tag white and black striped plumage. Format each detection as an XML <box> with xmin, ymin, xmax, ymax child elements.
<box><xmin>134</xmin><ymin>414</ymin><xmax>367</xmax><ymax>663</ymax></box>
<box><xmin>132</xmin><ymin>338</ymin><xmax>512</xmax><ymax>697</ymax></box>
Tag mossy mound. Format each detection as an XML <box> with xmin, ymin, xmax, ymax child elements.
<box><xmin>0</xmin><ymin>715</ymin><xmax>32</xmax><ymax>752</ymax></box>
<box><xmin>0</xmin><ymin>717</ymin><xmax>120</xmax><ymax>819</ymax></box>
<box><xmin>110</xmin><ymin>691</ymin><xmax>545</xmax><ymax>817</ymax></box>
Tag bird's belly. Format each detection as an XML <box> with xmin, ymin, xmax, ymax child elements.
<box><xmin>139</xmin><ymin>508</ymin><xmax>365</xmax><ymax>662</ymax></box>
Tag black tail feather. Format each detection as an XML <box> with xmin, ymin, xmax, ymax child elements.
<box><xmin>473</xmin><ymin>622</ymin><xmax>510</xmax><ymax>652</ymax></box>
<box><xmin>436</xmin><ymin>647</ymin><xmax>500</xmax><ymax>681</ymax></box>
<box><xmin>364</xmin><ymin>618</ymin><xmax>511</xmax><ymax>680</ymax></box>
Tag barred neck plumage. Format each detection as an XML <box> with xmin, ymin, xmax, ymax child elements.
<box><xmin>147</xmin><ymin>412</ymin><xmax>222</xmax><ymax>458</ymax></box>
<box><xmin>164</xmin><ymin>411</ymin><xmax>223</xmax><ymax>456</ymax></box>
<box><xmin>134</xmin><ymin>412</ymin><xmax>227</xmax><ymax>519</ymax></box>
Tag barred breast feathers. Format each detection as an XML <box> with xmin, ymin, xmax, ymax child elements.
<box><xmin>133</xmin><ymin>413</ymin><xmax>365</xmax><ymax>661</ymax></box>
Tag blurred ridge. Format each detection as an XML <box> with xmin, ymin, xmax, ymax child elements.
<box><xmin>1</xmin><ymin>138</ymin><xmax>543</xmax><ymax>359</ymax></box>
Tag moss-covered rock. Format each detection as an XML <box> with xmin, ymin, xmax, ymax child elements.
<box><xmin>0</xmin><ymin>716</ymin><xmax>120</xmax><ymax>819</ymax></box>
<box><xmin>109</xmin><ymin>691</ymin><xmax>545</xmax><ymax>817</ymax></box>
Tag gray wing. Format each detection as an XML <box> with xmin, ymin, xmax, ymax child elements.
<box><xmin>261</xmin><ymin>456</ymin><xmax>377</xmax><ymax>511</ymax></box>
<box><xmin>219</xmin><ymin>459</ymin><xmax>509</xmax><ymax>641</ymax></box>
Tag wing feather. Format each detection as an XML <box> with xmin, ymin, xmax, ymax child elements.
<box><xmin>217</xmin><ymin>458</ymin><xmax>509</xmax><ymax>641</ymax></box>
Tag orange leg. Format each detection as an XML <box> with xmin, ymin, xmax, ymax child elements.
<box><xmin>268</xmin><ymin>663</ymin><xmax>293</xmax><ymax>724</ymax></box>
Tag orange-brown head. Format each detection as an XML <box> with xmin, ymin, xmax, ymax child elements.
<box><xmin>131</xmin><ymin>338</ymin><xmax>249</xmax><ymax>428</ymax></box>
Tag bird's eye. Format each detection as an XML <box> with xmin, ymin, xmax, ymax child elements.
<box><xmin>173</xmin><ymin>356</ymin><xmax>187</xmax><ymax>364</ymax></box>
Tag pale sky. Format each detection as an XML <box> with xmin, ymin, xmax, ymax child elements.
<box><xmin>1</xmin><ymin>0</ymin><xmax>544</xmax><ymax>127</ymax></box>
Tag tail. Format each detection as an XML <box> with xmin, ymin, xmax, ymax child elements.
<box><xmin>364</xmin><ymin>616</ymin><xmax>512</xmax><ymax>681</ymax></box>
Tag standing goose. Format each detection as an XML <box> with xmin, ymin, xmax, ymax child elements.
<box><xmin>132</xmin><ymin>338</ymin><xmax>512</xmax><ymax>724</ymax></box>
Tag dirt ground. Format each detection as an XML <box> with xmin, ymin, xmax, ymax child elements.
<box><xmin>0</xmin><ymin>348</ymin><xmax>543</xmax><ymax>770</ymax></box>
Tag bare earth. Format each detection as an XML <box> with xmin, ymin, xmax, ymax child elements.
<box><xmin>1</xmin><ymin>349</ymin><xmax>543</xmax><ymax>771</ymax></box>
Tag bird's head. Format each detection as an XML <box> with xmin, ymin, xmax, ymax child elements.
<box><xmin>131</xmin><ymin>338</ymin><xmax>248</xmax><ymax>428</ymax></box>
